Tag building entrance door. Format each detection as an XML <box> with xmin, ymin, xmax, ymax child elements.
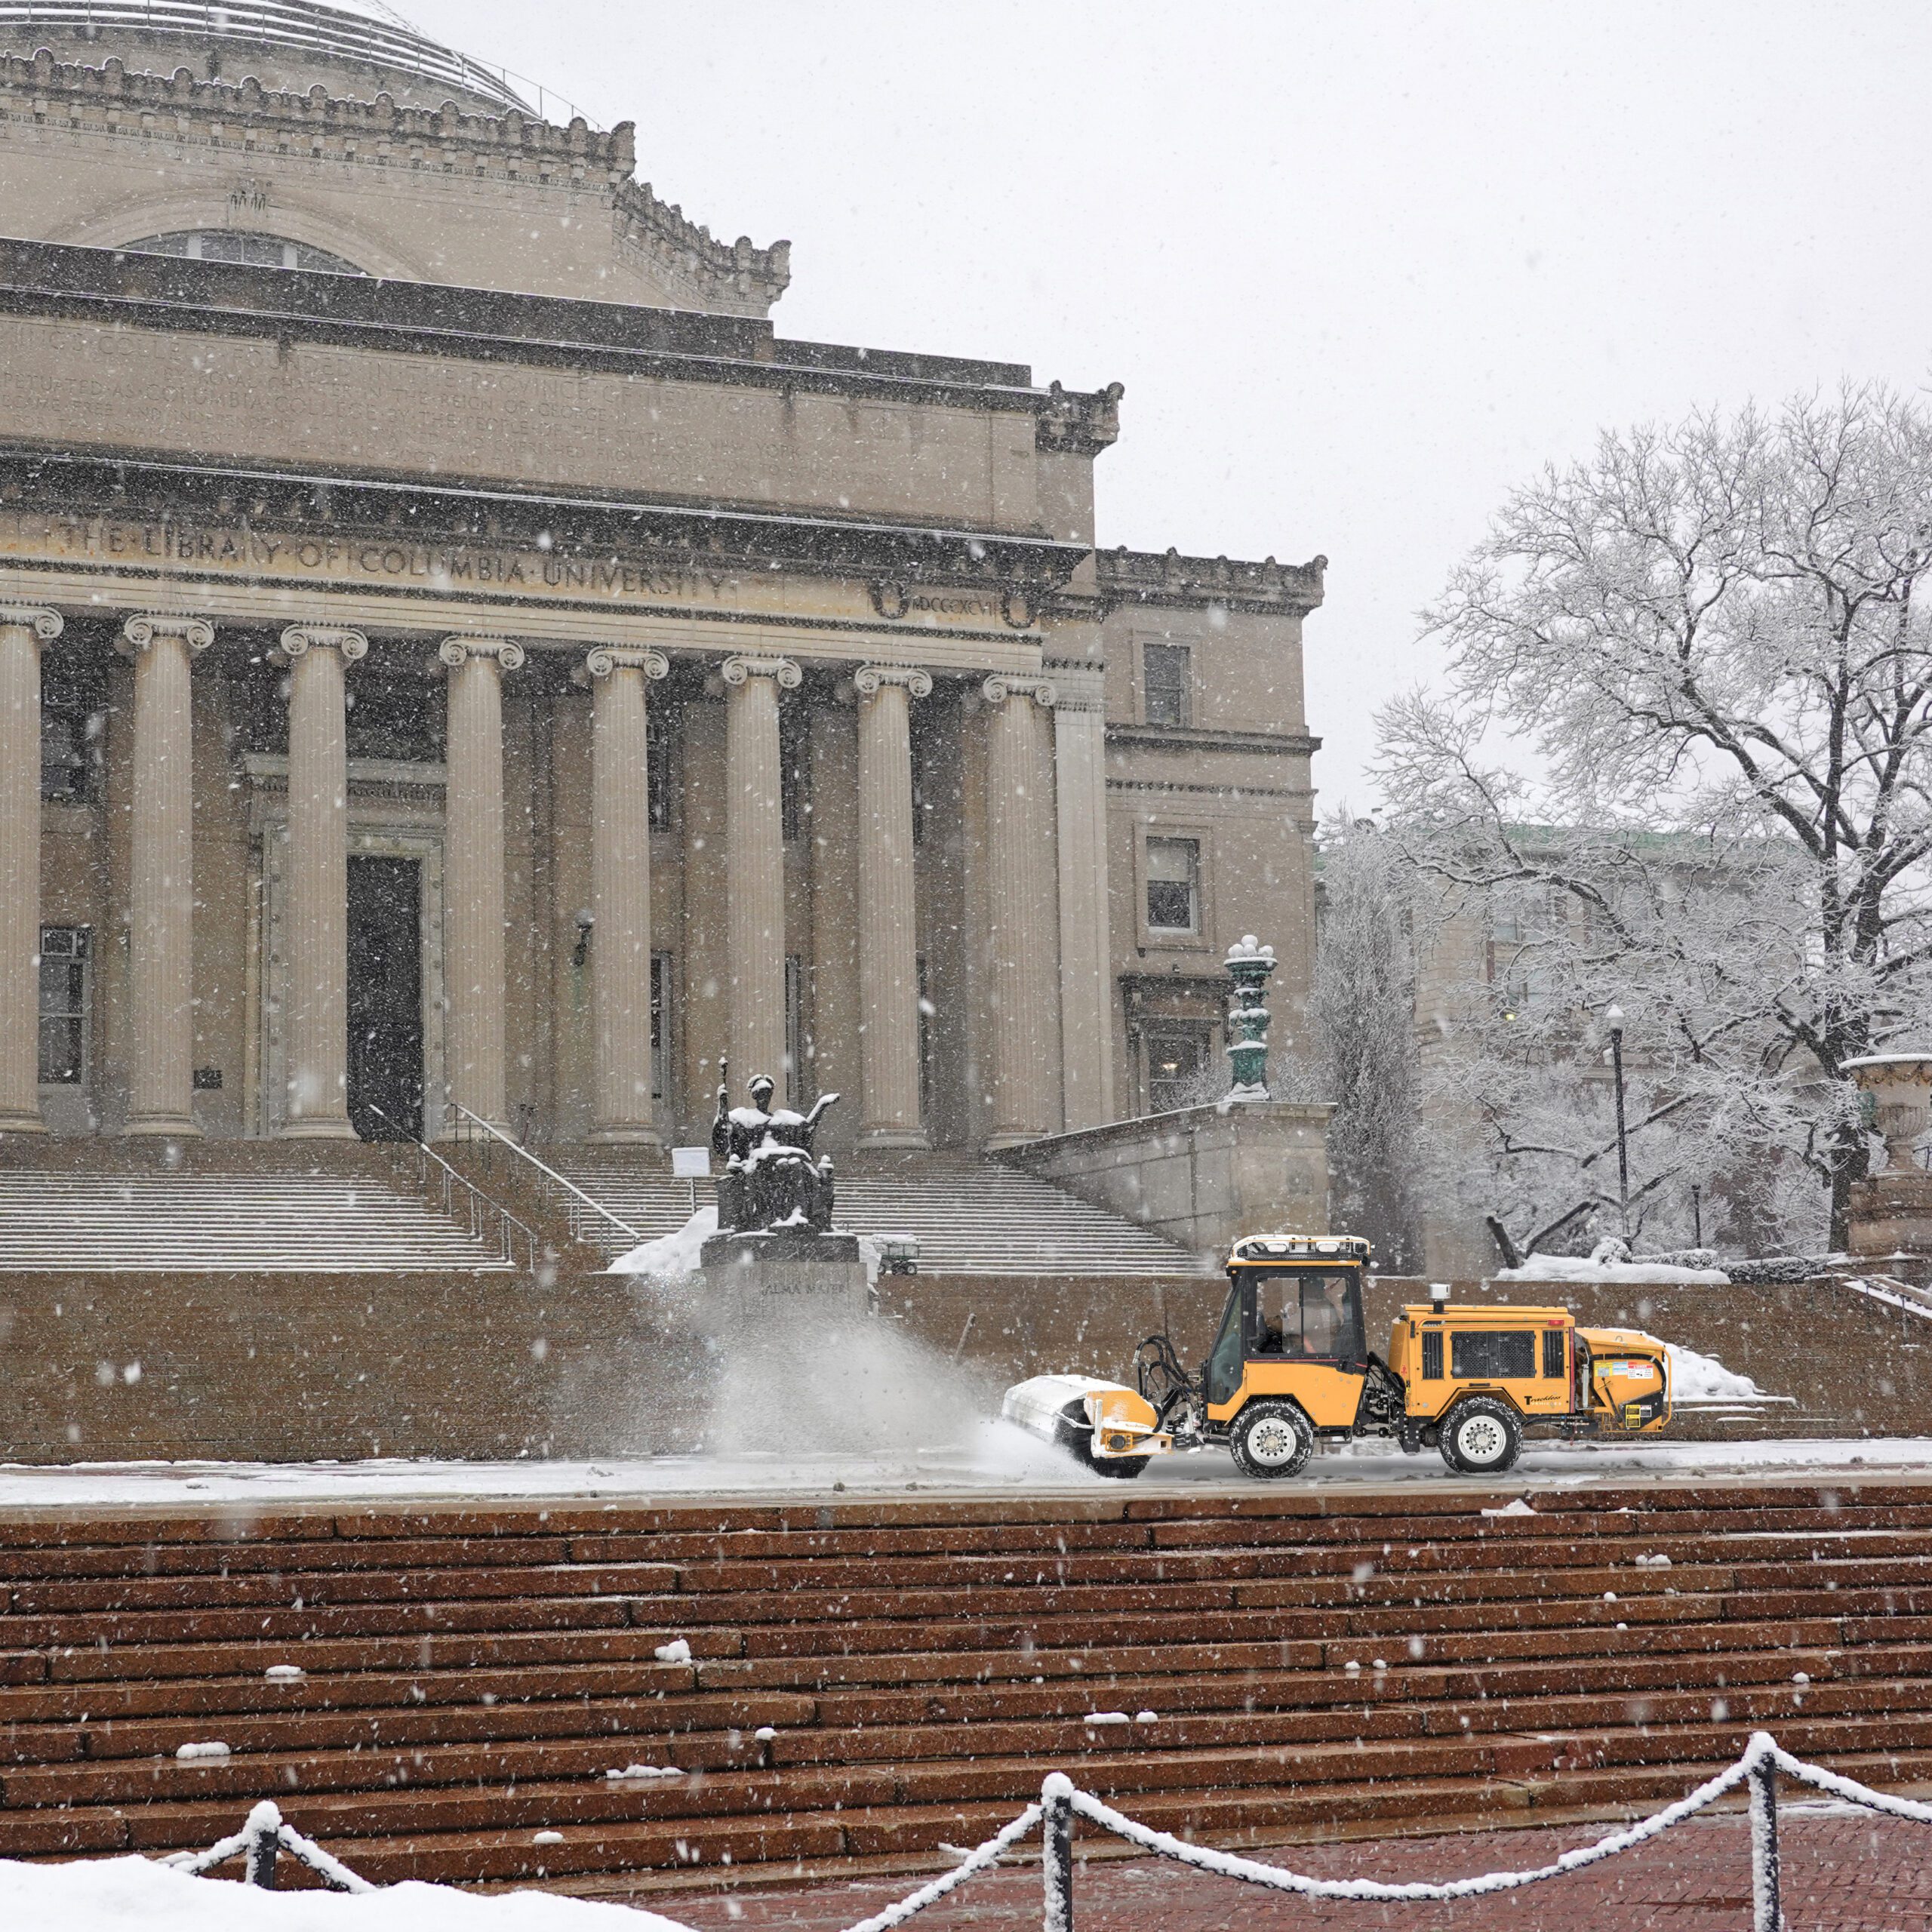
<box><xmin>347</xmin><ymin>856</ymin><xmax>424</xmax><ymax>1140</ymax></box>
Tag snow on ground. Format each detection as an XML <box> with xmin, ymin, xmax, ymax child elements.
<box><xmin>0</xmin><ymin>1856</ymin><xmax>694</xmax><ymax>1930</ymax></box>
<box><xmin>607</xmin><ymin>1208</ymin><xmax>715</xmax><ymax>1277</ymax></box>
<box><xmin>1494</xmin><ymin>1252</ymin><xmax>1730</xmax><ymax>1284</ymax></box>
<box><xmin>1</xmin><ymin>1430</ymin><xmax>1927</xmax><ymax>1509</ymax></box>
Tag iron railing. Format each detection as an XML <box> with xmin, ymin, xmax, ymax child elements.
<box><xmin>362</xmin><ymin>1101</ymin><xmax>543</xmax><ymax>1269</ymax></box>
<box><xmin>444</xmin><ymin>1102</ymin><xmax>641</xmax><ymax>1251</ymax></box>
<box><xmin>161</xmin><ymin>1733</ymin><xmax>1932</xmax><ymax>1930</ymax></box>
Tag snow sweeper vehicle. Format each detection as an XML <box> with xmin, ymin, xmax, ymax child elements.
<box><xmin>1001</xmin><ymin>1232</ymin><xmax>1672</xmax><ymax>1480</ymax></box>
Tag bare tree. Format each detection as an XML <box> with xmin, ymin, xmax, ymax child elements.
<box><xmin>1309</xmin><ymin>820</ymin><xmax>1423</xmax><ymax>1270</ymax></box>
<box><xmin>1380</xmin><ymin>386</ymin><xmax>1932</xmax><ymax>1248</ymax></box>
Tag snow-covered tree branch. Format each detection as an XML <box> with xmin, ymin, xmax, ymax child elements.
<box><xmin>1378</xmin><ymin>386</ymin><xmax>1932</xmax><ymax>1253</ymax></box>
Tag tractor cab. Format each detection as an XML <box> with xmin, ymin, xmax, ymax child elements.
<box><xmin>1204</xmin><ymin>1234</ymin><xmax>1372</xmax><ymax>1423</ymax></box>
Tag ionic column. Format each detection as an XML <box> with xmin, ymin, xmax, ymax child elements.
<box><xmin>278</xmin><ymin>625</ymin><xmax>367</xmax><ymax>1138</ymax></box>
<box><xmin>981</xmin><ymin>675</ymin><xmax>1061</xmax><ymax>1146</ymax></box>
<box><xmin>577</xmin><ymin>644</ymin><xmax>669</xmax><ymax>1144</ymax></box>
<box><xmin>856</xmin><ymin>664</ymin><xmax>932</xmax><ymax>1147</ymax></box>
<box><xmin>1051</xmin><ymin>674</ymin><xmax>1116</xmax><ymax>1131</ymax></box>
<box><xmin>118</xmin><ymin>613</ymin><xmax>214</xmax><ymax>1137</ymax></box>
<box><xmin>439</xmin><ymin>636</ymin><xmax>525</xmax><ymax>1134</ymax></box>
<box><xmin>721</xmin><ymin>654</ymin><xmax>798</xmax><ymax>1085</ymax></box>
<box><xmin>0</xmin><ymin>607</ymin><xmax>62</xmax><ymax>1133</ymax></box>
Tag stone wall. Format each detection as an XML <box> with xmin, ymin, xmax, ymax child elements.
<box><xmin>1005</xmin><ymin>1101</ymin><xmax>1331</xmax><ymax>1257</ymax></box>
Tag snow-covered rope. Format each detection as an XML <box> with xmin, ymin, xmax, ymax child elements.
<box><xmin>1060</xmin><ymin>1755</ymin><xmax>1756</xmax><ymax>1903</ymax></box>
<box><xmin>1767</xmin><ymin>1741</ymin><xmax>1932</xmax><ymax>1823</ymax></box>
<box><xmin>161</xmin><ymin>1801</ymin><xmax>374</xmax><ymax>1893</ymax></box>
<box><xmin>835</xmin><ymin>1801</ymin><xmax>1045</xmax><ymax>1932</ymax></box>
<box><xmin>154</xmin><ymin>1736</ymin><xmax>1932</xmax><ymax>1924</ymax></box>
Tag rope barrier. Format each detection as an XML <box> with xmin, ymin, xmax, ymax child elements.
<box><xmin>160</xmin><ymin>1732</ymin><xmax>1932</xmax><ymax>1924</ymax></box>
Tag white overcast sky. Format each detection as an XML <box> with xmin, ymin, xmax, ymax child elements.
<box><xmin>389</xmin><ymin>0</ymin><xmax>1932</xmax><ymax>811</ymax></box>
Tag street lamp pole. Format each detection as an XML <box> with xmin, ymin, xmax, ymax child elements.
<box><xmin>1606</xmin><ymin>1003</ymin><xmax>1629</xmax><ymax>1238</ymax></box>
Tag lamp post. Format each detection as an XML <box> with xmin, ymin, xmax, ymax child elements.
<box><xmin>1606</xmin><ymin>1003</ymin><xmax>1629</xmax><ymax>1238</ymax></box>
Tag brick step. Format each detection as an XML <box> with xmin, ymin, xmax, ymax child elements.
<box><xmin>10</xmin><ymin>1524</ymin><xmax>1932</xmax><ymax>1600</ymax></box>
<box><xmin>0</xmin><ymin>1614</ymin><xmax>1863</xmax><ymax>1729</ymax></box>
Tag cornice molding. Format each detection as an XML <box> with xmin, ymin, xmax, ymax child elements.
<box><xmin>1106</xmin><ymin>724</ymin><xmax>1321</xmax><ymax>757</ymax></box>
<box><xmin>0</xmin><ymin>445</ymin><xmax>1089</xmax><ymax>598</ymax></box>
<box><xmin>0</xmin><ymin>603</ymin><xmax>61</xmax><ymax>641</ymax></box>
<box><xmin>1098</xmin><ymin>545</ymin><xmax>1326</xmax><ymax>615</ymax></box>
<box><xmin>1036</xmin><ymin>379</ymin><xmax>1123</xmax><ymax>456</ymax></box>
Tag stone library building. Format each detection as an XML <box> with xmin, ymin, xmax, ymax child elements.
<box><xmin>0</xmin><ymin>0</ymin><xmax>1324</xmax><ymax>1202</ymax></box>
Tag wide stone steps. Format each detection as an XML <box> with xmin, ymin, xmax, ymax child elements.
<box><xmin>5</xmin><ymin>1484</ymin><xmax>1932</xmax><ymax>1894</ymax></box>
<box><xmin>558</xmin><ymin>1152</ymin><xmax>1211</xmax><ymax>1274</ymax></box>
<box><xmin>0</xmin><ymin>1172</ymin><xmax>512</xmax><ymax>1271</ymax></box>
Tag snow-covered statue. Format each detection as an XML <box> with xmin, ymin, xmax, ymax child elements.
<box><xmin>709</xmin><ymin>1063</ymin><xmax>841</xmax><ymax>1234</ymax></box>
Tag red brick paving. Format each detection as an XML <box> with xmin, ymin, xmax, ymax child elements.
<box><xmin>666</xmin><ymin>1809</ymin><xmax>1932</xmax><ymax>1930</ymax></box>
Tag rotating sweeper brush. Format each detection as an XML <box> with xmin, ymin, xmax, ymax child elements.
<box><xmin>1002</xmin><ymin>1232</ymin><xmax>1673</xmax><ymax>1481</ymax></box>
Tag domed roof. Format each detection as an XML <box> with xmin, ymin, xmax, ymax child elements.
<box><xmin>0</xmin><ymin>0</ymin><xmax>540</xmax><ymax>116</ymax></box>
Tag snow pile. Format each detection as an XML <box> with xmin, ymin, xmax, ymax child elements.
<box><xmin>607</xmin><ymin>1208</ymin><xmax>716</xmax><ymax>1279</ymax></box>
<box><xmin>1662</xmin><ymin>1341</ymin><xmax>1764</xmax><ymax>1402</ymax></box>
<box><xmin>1496</xmin><ymin>1251</ymin><xmax>1729</xmax><ymax>1284</ymax></box>
<box><xmin>0</xmin><ymin>1857</ymin><xmax>695</xmax><ymax>1929</ymax></box>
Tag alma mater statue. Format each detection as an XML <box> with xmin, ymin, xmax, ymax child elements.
<box><xmin>709</xmin><ymin>1062</ymin><xmax>841</xmax><ymax>1233</ymax></box>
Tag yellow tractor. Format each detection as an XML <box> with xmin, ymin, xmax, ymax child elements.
<box><xmin>1002</xmin><ymin>1232</ymin><xmax>1672</xmax><ymax>1480</ymax></box>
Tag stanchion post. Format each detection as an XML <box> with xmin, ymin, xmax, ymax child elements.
<box><xmin>244</xmin><ymin>1802</ymin><xmax>281</xmax><ymax>1890</ymax></box>
<box><xmin>1748</xmin><ymin>1749</ymin><xmax>1781</xmax><ymax>1932</ymax></box>
<box><xmin>1041</xmin><ymin>1775</ymin><xmax>1075</xmax><ymax>1932</ymax></box>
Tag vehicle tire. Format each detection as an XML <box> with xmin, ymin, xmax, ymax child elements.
<box><xmin>1057</xmin><ymin>1403</ymin><xmax>1152</xmax><ymax>1480</ymax></box>
<box><xmin>1438</xmin><ymin>1395</ymin><xmax>1524</xmax><ymax>1475</ymax></box>
<box><xmin>1229</xmin><ymin>1399</ymin><xmax>1315</xmax><ymax>1480</ymax></box>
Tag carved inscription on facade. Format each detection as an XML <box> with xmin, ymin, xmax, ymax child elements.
<box><xmin>0</xmin><ymin>515</ymin><xmax>740</xmax><ymax>603</ymax></box>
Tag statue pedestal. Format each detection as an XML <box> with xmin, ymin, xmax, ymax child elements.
<box><xmin>699</xmin><ymin>1228</ymin><xmax>870</xmax><ymax>1325</ymax></box>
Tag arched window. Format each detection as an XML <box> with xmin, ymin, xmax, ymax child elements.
<box><xmin>123</xmin><ymin>230</ymin><xmax>365</xmax><ymax>275</ymax></box>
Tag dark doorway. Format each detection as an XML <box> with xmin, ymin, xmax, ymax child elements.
<box><xmin>346</xmin><ymin>856</ymin><xmax>424</xmax><ymax>1140</ymax></box>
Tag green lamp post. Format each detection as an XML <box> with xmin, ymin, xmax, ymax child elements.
<box><xmin>1224</xmin><ymin>934</ymin><xmax>1275</xmax><ymax>1102</ymax></box>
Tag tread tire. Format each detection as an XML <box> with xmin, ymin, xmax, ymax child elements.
<box><xmin>1229</xmin><ymin>1398</ymin><xmax>1315</xmax><ymax>1480</ymax></box>
<box><xmin>1438</xmin><ymin>1395</ymin><xmax>1524</xmax><ymax>1475</ymax></box>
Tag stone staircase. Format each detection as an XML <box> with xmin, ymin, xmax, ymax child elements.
<box><xmin>0</xmin><ymin>1166</ymin><xmax>515</xmax><ymax>1271</ymax></box>
<box><xmin>558</xmin><ymin>1150</ymin><xmax>1211</xmax><ymax>1275</ymax></box>
<box><xmin>4</xmin><ymin>1482</ymin><xmax>1932</xmax><ymax>1895</ymax></box>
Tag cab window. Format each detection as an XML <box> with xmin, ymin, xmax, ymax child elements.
<box><xmin>1246</xmin><ymin>1270</ymin><xmax>1364</xmax><ymax>1363</ymax></box>
<box><xmin>1205</xmin><ymin>1286</ymin><xmax>1245</xmax><ymax>1404</ymax></box>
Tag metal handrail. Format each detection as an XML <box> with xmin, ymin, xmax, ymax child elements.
<box><xmin>362</xmin><ymin>1102</ymin><xmax>542</xmax><ymax>1269</ymax></box>
<box><xmin>444</xmin><ymin>1103</ymin><xmax>642</xmax><ymax>1247</ymax></box>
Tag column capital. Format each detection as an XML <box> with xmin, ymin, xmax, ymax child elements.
<box><xmin>981</xmin><ymin>673</ymin><xmax>1057</xmax><ymax>709</ymax></box>
<box><xmin>574</xmin><ymin>645</ymin><xmax>670</xmax><ymax>687</ymax></box>
<box><xmin>118</xmin><ymin>613</ymin><xmax>214</xmax><ymax>657</ymax></box>
<box><xmin>438</xmin><ymin>635</ymin><xmax>527</xmax><ymax>672</ymax></box>
<box><xmin>855</xmin><ymin>663</ymin><xmax>933</xmax><ymax>700</ymax></box>
<box><xmin>721</xmin><ymin>653</ymin><xmax>801</xmax><ymax>690</ymax></box>
<box><xmin>0</xmin><ymin>605</ymin><xmax>62</xmax><ymax>642</ymax></box>
<box><xmin>278</xmin><ymin>624</ymin><xmax>369</xmax><ymax>665</ymax></box>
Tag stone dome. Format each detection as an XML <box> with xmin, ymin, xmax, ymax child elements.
<box><xmin>0</xmin><ymin>0</ymin><xmax>535</xmax><ymax>115</ymax></box>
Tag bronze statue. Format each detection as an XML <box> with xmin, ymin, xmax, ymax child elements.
<box><xmin>709</xmin><ymin>1062</ymin><xmax>840</xmax><ymax>1233</ymax></box>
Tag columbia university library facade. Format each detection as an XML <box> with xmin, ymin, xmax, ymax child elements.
<box><xmin>0</xmin><ymin>2</ymin><xmax>1325</xmax><ymax>1166</ymax></box>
